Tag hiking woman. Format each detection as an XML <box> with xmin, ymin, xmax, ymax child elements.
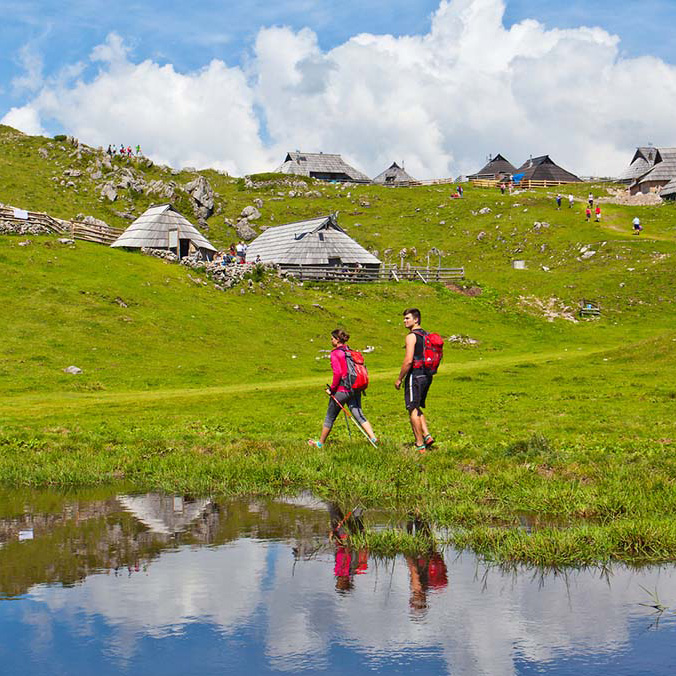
<box><xmin>309</xmin><ymin>329</ymin><xmax>377</xmax><ymax>448</ymax></box>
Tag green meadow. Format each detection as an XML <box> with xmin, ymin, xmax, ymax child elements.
<box><xmin>1</xmin><ymin>125</ymin><xmax>676</xmax><ymax>565</ymax></box>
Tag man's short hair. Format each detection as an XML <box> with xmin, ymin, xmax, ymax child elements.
<box><xmin>403</xmin><ymin>307</ymin><xmax>421</xmax><ymax>323</ymax></box>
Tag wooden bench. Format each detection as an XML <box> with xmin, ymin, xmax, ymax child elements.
<box><xmin>579</xmin><ymin>299</ymin><xmax>601</xmax><ymax>318</ymax></box>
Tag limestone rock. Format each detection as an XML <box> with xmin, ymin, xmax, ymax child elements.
<box><xmin>63</xmin><ymin>365</ymin><xmax>83</xmax><ymax>375</ymax></box>
<box><xmin>38</xmin><ymin>147</ymin><xmax>49</xmax><ymax>159</ymax></box>
<box><xmin>235</xmin><ymin>220</ymin><xmax>257</xmax><ymax>241</ymax></box>
<box><xmin>184</xmin><ymin>175</ymin><xmax>215</xmax><ymax>220</ymax></box>
<box><xmin>253</xmin><ymin>198</ymin><xmax>263</xmax><ymax>208</ymax></box>
<box><xmin>478</xmin><ymin>207</ymin><xmax>491</xmax><ymax>215</ymax></box>
<box><xmin>240</xmin><ymin>205</ymin><xmax>261</xmax><ymax>220</ymax></box>
<box><xmin>100</xmin><ymin>183</ymin><xmax>117</xmax><ymax>201</ymax></box>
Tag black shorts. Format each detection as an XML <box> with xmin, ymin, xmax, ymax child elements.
<box><xmin>404</xmin><ymin>371</ymin><xmax>433</xmax><ymax>412</ymax></box>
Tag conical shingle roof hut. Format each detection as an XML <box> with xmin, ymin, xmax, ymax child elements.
<box><xmin>513</xmin><ymin>156</ymin><xmax>581</xmax><ymax>183</ymax></box>
<box><xmin>110</xmin><ymin>204</ymin><xmax>216</xmax><ymax>260</ymax></box>
<box><xmin>619</xmin><ymin>147</ymin><xmax>659</xmax><ymax>184</ymax></box>
<box><xmin>372</xmin><ymin>162</ymin><xmax>417</xmax><ymax>185</ymax></box>
<box><xmin>468</xmin><ymin>153</ymin><xmax>517</xmax><ymax>180</ymax></box>
<box><xmin>245</xmin><ymin>214</ymin><xmax>380</xmax><ymax>269</ymax></box>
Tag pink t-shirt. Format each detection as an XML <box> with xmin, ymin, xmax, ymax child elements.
<box><xmin>330</xmin><ymin>347</ymin><xmax>349</xmax><ymax>393</ymax></box>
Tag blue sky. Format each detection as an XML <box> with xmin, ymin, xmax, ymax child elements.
<box><xmin>3</xmin><ymin>0</ymin><xmax>673</xmax><ymax>105</ymax></box>
<box><xmin>2</xmin><ymin>0</ymin><xmax>675</xmax><ymax>177</ymax></box>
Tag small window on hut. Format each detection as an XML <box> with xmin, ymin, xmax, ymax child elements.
<box><xmin>328</xmin><ymin>257</ymin><xmax>341</xmax><ymax>267</ymax></box>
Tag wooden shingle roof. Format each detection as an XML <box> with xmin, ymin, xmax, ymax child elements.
<box><xmin>619</xmin><ymin>146</ymin><xmax>660</xmax><ymax>182</ymax></box>
<box><xmin>276</xmin><ymin>152</ymin><xmax>370</xmax><ymax>183</ymax></box>
<box><xmin>372</xmin><ymin>161</ymin><xmax>417</xmax><ymax>184</ymax></box>
<box><xmin>634</xmin><ymin>148</ymin><xmax>676</xmax><ymax>184</ymax></box>
<box><xmin>468</xmin><ymin>153</ymin><xmax>517</xmax><ymax>179</ymax></box>
<box><xmin>661</xmin><ymin>177</ymin><xmax>676</xmax><ymax>199</ymax></box>
<box><xmin>514</xmin><ymin>155</ymin><xmax>581</xmax><ymax>183</ymax></box>
<box><xmin>111</xmin><ymin>204</ymin><xmax>216</xmax><ymax>252</ymax></box>
<box><xmin>245</xmin><ymin>214</ymin><xmax>380</xmax><ymax>266</ymax></box>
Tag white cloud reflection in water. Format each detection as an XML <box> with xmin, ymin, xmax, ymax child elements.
<box><xmin>20</xmin><ymin>539</ymin><xmax>676</xmax><ymax>674</ymax></box>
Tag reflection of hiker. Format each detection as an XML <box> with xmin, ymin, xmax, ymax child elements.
<box><xmin>405</xmin><ymin>514</ymin><xmax>447</xmax><ymax>615</ymax></box>
<box><xmin>329</xmin><ymin>503</ymin><xmax>368</xmax><ymax>592</ymax></box>
<box><xmin>308</xmin><ymin>329</ymin><xmax>377</xmax><ymax>448</ymax></box>
<box><xmin>633</xmin><ymin>216</ymin><xmax>642</xmax><ymax>234</ymax></box>
<box><xmin>395</xmin><ymin>308</ymin><xmax>441</xmax><ymax>452</ymax></box>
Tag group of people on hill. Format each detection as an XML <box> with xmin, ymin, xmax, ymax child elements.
<box><xmin>212</xmin><ymin>241</ymin><xmax>261</xmax><ymax>265</ymax></box>
<box><xmin>309</xmin><ymin>308</ymin><xmax>438</xmax><ymax>454</ymax></box>
<box><xmin>107</xmin><ymin>144</ymin><xmax>141</xmax><ymax>158</ymax></box>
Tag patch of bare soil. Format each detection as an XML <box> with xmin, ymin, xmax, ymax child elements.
<box><xmin>519</xmin><ymin>295</ymin><xmax>578</xmax><ymax>322</ymax></box>
<box><xmin>446</xmin><ymin>283</ymin><xmax>482</xmax><ymax>296</ymax></box>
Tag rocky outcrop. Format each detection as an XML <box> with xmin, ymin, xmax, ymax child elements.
<box><xmin>184</xmin><ymin>175</ymin><xmax>215</xmax><ymax>221</ymax></box>
<box><xmin>240</xmin><ymin>205</ymin><xmax>261</xmax><ymax>220</ymax></box>
<box><xmin>100</xmin><ymin>182</ymin><xmax>117</xmax><ymax>201</ymax></box>
<box><xmin>235</xmin><ymin>220</ymin><xmax>257</xmax><ymax>241</ymax></box>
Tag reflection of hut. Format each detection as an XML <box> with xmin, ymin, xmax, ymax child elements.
<box><xmin>619</xmin><ymin>146</ymin><xmax>659</xmax><ymax>184</ymax></box>
<box><xmin>117</xmin><ymin>494</ymin><xmax>212</xmax><ymax>536</ymax></box>
<box><xmin>110</xmin><ymin>204</ymin><xmax>216</xmax><ymax>260</ymax></box>
<box><xmin>372</xmin><ymin>161</ymin><xmax>417</xmax><ymax>185</ymax></box>
<box><xmin>467</xmin><ymin>153</ymin><xmax>517</xmax><ymax>180</ymax></box>
<box><xmin>275</xmin><ymin>151</ymin><xmax>370</xmax><ymax>183</ymax></box>
<box><xmin>245</xmin><ymin>214</ymin><xmax>380</xmax><ymax>274</ymax></box>
<box><xmin>513</xmin><ymin>155</ymin><xmax>581</xmax><ymax>184</ymax></box>
<box><xmin>629</xmin><ymin>148</ymin><xmax>676</xmax><ymax>195</ymax></box>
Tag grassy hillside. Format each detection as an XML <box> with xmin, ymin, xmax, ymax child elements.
<box><xmin>1</xmin><ymin>125</ymin><xmax>676</xmax><ymax>565</ymax></box>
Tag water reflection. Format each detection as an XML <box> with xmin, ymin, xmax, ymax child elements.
<box><xmin>1</xmin><ymin>488</ymin><xmax>676</xmax><ymax>675</ymax></box>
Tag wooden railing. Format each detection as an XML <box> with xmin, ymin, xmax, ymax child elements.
<box><xmin>282</xmin><ymin>264</ymin><xmax>464</xmax><ymax>284</ymax></box>
<box><xmin>69</xmin><ymin>221</ymin><xmax>123</xmax><ymax>245</ymax></box>
<box><xmin>470</xmin><ymin>179</ymin><xmax>580</xmax><ymax>189</ymax></box>
<box><xmin>0</xmin><ymin>206</ymin><xmax>68</xmax><ymax>233</ymax></box>
<box><xmin>0</xmin><ymin>206</ymin><xmax>123</xmax><ymax>244</ymax></box>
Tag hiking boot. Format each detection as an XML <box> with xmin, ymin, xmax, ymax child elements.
<box><xmin>308</xmin><ymin>439</ymin><xmax>324</xmax><ymax>448</ymax></box>
<box><xmin>424</xmin><ymin>434</ymin><xmax>435</xmax><ymax>449</ymax></box>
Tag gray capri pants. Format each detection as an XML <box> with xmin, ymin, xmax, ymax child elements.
<box><xmin>324</xmin><ymin>391</ymin><xmax>368</xmax><ymax>429</ymax></box>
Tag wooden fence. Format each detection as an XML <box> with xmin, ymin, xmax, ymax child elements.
<box><xmin>69</xmin><ymin>221</ymin><xmax>123</xmax><ymax>245</ymax></box>
<box><xmin>0</xmin><ymin>206</ymin><xmax>123</xmax><ymax>245</ymax></box>
<box><xmin>470</xmin><ymin>178</ymin><xmax>579</xmax><ymax>189</ymax></box>
<box><xmin>282</xmin><ymin>264</ymin><xmax>464</xmax><ymax>284</ymax></box>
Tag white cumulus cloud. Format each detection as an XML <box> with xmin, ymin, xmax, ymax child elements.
<box><xmin>3</xmin><ymin>0</ymin><xmax>676</xmax><ymax>178</ymax></box>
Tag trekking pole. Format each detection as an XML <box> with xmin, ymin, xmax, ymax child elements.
<box><xmin>326</xmin><ymin>387</ymin><xmax>377</xmax><ymax>448</ymax></box>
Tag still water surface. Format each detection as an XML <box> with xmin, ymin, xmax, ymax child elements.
<box><xmin>1</xmin><ymin>488</ymin><xmax>676</xmax><ymax>675</ymax></box>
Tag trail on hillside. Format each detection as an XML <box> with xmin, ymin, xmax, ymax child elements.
<box><xmin>0</xmin><ymin>343</ymin><xmax>621</xmax><ymax>419</ymax></box>
<box><xmin>599</xmin><ymin>214</ymin><xmax>676</xmax><ymax>242</ymax></box>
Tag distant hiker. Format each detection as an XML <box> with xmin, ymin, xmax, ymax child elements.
<box><xmin>309</xmin><ymin>329</ymin><xmax>377</xmax><ymax>448</ymax></box>
<box><xmin>633</xmin><ymin>216</ymin><xmax>642</xmax><ymax>234</ymax></box>
<box><xmin>568</xmin><ymin>194</ymin><xmax>574</xmax><ymax>208</ymax></box>
<box><xmin>127</xmin><ymin>145</ymin><xmax>132</xmax><ymax>156</ymax></box>
<box><xmin>588</xmin><ymin>192</ymin><xmax>594</xmax><ymax>207</ymax></box>
<box><xmin>585</xmin><ymin>207</ymin><xmax>592</xmax><ymax>222</ymax></box>
<box><xmin>595</xmin><ymin>206</ymin><xmax>601</xmax><ymax>222</ymax></box>
<box><xmin>106</xmin><ymin>144</ymin><xmax>112</xmax><ymax>156</ymax></box>
<box><xmin>235</xmin><ymin>241</ymin><xmax>245</xmax><ymax>262</ymax></box>
<box><xmin>457</xmin><ymin>185</ymin><xmax>463</xmax><ymax>197</ymax></box>
<box><xmin>556</xmin><ymin>194</ymin><xmax>562</xmax><ymax>210</ymax></box>
<box><xmin>500</xmin><ymin>183</ymin><xmax>506</xmax><ymax>195</ymax></box>
<box><xmin>395</xmin><ymin>308</ymin><xmax>443</xmax><ymax>453</ymax></box>
<box><xmin>119</xmin><ymin>144</ymin><xmax>125</xmax><ymax>155</ymax></box>
<box><xmin>136</xmin><ymin>144</ymin><xmax>141</xmax><ymax>156</ymax></box>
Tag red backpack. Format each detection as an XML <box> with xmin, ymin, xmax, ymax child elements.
<box><xmin>412</xmin><ymin>329</ymin><xmax>444</xmax><ymax>375</ymax></box>
<box><xmin>341</xmin><ymin>347</ymin><xmax>369</xmax><ymax>391</ymax></box>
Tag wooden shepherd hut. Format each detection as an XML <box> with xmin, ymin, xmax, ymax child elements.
<box><xmin>372</xmin><ymin>161</ymin><xmax>418</xmax><ymax>185</ymax></box>
<box><xmin>245</xmin><ymin>214</ymin><xmax>380</xmax><ymax>277</ymax></box>
<box><xmin>629</xmin><ymin>148</ymin><xmax>676</xmax><ymax>195</ymax></box>
<box><xmin>467</xmin><ymin>153</ymin><xmax>517</xmax><ymax>180</ymax></box>
<box><xmin>513</xmin><ymin>155</ymin><xmax>581</xmax><ymax>184</ymax></box>
<box><xmin>660</xmin><ymin>177</ymin><xmax>676</xmax><ymax>201</ymax></box>
<box><xmin>618</xmin><ymin>146</ymin><xmax>659</xmax><ymax>184</ymax></box>
<box><xmin>275</xmin><ymin>152</ymin><xmax>370</xmax><ymax>183</ymax></box>
<box><xmin>110</xmin><ymin>204</ymin><xmax>216</xmax><ymax>260</ymax></box>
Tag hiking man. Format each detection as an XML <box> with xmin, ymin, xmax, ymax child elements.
<box><xmin>309</xmin><ymin>328</ymin><xmax>377</xmax><ymax>449</ymax></box>
<box><xmin>633</xmin><ymin>216</ymin><xmax>642</xmax><ymax>234</ymax></box>
<box><xmin>395</xmin><ymin>308</ymin><xmax>436</xmax><ymax>452</ymax></box>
